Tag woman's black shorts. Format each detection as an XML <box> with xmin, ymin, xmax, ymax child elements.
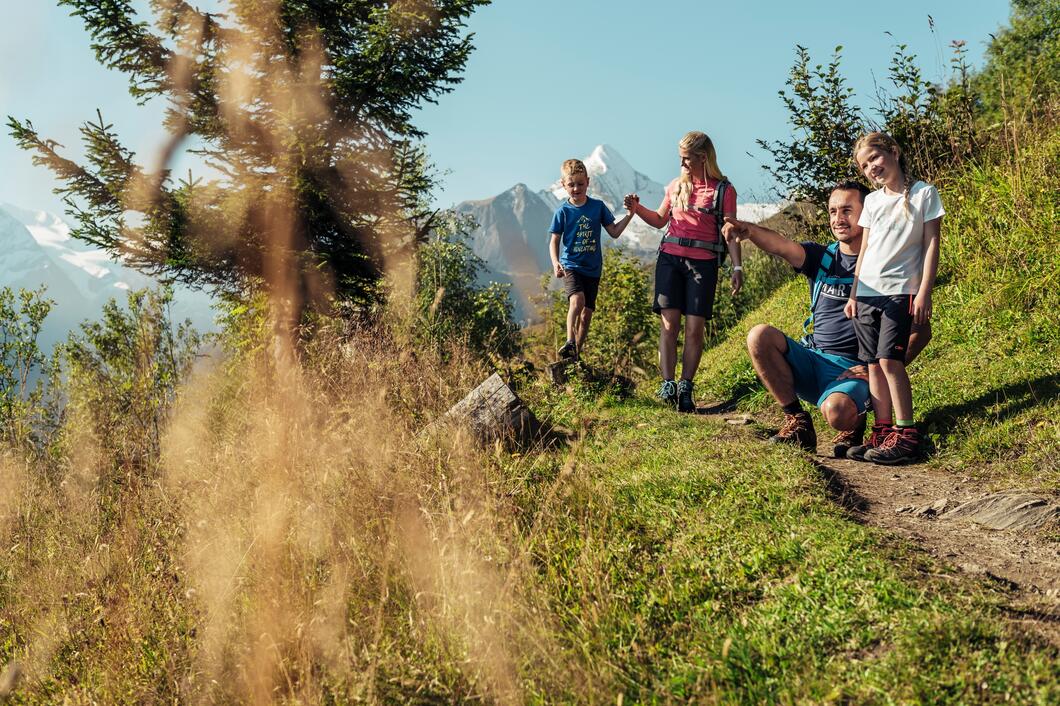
<box><xmin>653</xmin><ymin>251</ymin><xmax>719</xmax><ymax>318</ymax></box>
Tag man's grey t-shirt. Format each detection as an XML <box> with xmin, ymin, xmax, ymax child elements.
<box><xmin>797</xmin><ymin>242</ymin><xmax>859</xmax><ymax>361</ymax></box>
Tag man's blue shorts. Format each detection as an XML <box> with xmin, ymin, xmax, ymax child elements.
<box><xmin>782</xmin><ymin>336</ymin><xmax>870</xmax><ymax>413</ymax></box>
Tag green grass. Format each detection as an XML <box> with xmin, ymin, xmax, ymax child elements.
<box><xmin>510</xmin><ymin>397</ymin><xmax>1059</xmax><ymax>702</ymax></box>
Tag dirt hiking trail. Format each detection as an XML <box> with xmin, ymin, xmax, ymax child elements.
<box><xmin>702</xmin><ymin>405</ymin><xmax>1060</xmax><ymax>645</ymax></box>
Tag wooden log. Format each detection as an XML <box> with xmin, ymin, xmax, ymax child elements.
<box><xmin>547</xmin><ymin>358</ymin><xmax>575</xmax><ymax>386</ymax></box>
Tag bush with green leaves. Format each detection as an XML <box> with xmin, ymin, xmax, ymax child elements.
<box><xmin>973</xmin><ymin>0</ymin><xmax>1060</xmax><ymax>122</ymax></box>
<box><xmin>756</xmin><ymin>45</ymin><xmax>865</xmax><ymax>211</ymax></box>
<box><xmin>0</xmin><ymin>286</ymin><xmax>61</xmax><ymax>451</ymax></box>
<box><xmin>64</xmin><ymin>287</ymin><xmax>200</xmax><ymax>473</ymax></box>
<box><xmin>545</xmin><ymin>248</ymin><xmax>655</xmax><ymax>377</ymax></box>
<box><xmin>414</xmin><ymin>214</ymin><xmax>519</xmax><ymax>360</ymax></box>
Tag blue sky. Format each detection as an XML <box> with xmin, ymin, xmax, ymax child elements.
<box><xmin>2</xmin><ymin>0</ymin><xmax>1012</xmax><ymax>216</ymax></box>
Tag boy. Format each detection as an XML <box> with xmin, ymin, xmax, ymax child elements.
<box><xmin>549</xmin><ymin>159</ymin><xmax>633</xmax><ymax>359</ymax></box>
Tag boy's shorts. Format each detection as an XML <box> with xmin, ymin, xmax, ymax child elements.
<box><xmin>653</xmin><ymin>251</ymin><xmax>718</xmax><ymax>318</ymax></box>
<box><xmin>783</xmin><ymin>336</ymin><xmax>870</xmax><ymax>413</ymax></box>
<box><xmin>854</xmin><ymin>295</ymin><xmax>914</xmax><ymax>362</ymax></box>
<box><xmin>563</xmin><ymin>270</ymin><xmax>600</xmax><ymax>310</ymax></box>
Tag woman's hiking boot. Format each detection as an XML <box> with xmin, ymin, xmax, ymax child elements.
<box><xmin>846</xmin><ymin>422</ymin><xmax>890</xmax><ymax>461</ymax></box>
<box><xmin>831</xmin><ymin>413</ymin><xmax>867</xmax><ymax>458</ymax></box>
<box><xmin>557</xmin><ymin>340</ymin><xmax>577</xmax><ymax>360</ymax></box>
<box><xmin>676</xmin><ymin>379</ymin><xmax>696</xmax><ymax>414</ymax></box>
<box><xmin>658</xmin><ymin>379</ymin><xmax>678</xmax><ymax>407</ymax></box>
<box><xmin>770</xmin><ymin>411</ymin><xmax>816</xmax><ymax>452</ymax></box>
<box><xmin>866</xmin><ymin>426</ymin><xmax>922</xmax><ymax>465</ymax></box>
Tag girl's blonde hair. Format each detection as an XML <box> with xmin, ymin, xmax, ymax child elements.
<box><xmin>853</xmin><ymin>131</ymin><xmax>913</xmax><ymax>216</ymax></box>
<box><xmin>672</xmin><ymin>131</ymin><xmax>726</xmax><ymax>211</ymax></box>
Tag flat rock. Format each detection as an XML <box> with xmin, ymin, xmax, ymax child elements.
<box><xmin>916</xmin><ymin>498</ymin><xmax>955</xmax><ymax>518</ymax></box>
<box><xmin>941</xmin><ymin>491</ymin><xmax>1060</xmax><ymax>531</ymax></box>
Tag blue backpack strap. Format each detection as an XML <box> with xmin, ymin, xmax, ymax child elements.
<box><xmin>802</xmin><ymin>241</ymin><xmax>841</xmax><ymax>338</ymax></box>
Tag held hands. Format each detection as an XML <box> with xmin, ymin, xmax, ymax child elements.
<box><xmin>722</xmin><ymin>216</ymin><xmax>749</xmax><ymax>243</ymax></box>
<box><xmin>623</xmin><ymin>193</ymin><xmax>640</xmax><ymax>215</ymax></box>
<box><xmin>913</xmin><ymin>291</ymin><xmax>932</xmax><ymax>325</ymax></box>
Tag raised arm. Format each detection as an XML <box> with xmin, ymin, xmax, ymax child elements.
<box><xmin>722</xmin><ymin>217</ymin><xmax>806</xmax><ymax>269</ymax></box>
<box><xmin>625</xmin><ymin>192</ymin><xmax>670</xmax><ymax>230</ymax></box>
<box><xmin>603</xmin><ymin>210</ymin><xmax>634</xmax><ymax>239</ymax></box>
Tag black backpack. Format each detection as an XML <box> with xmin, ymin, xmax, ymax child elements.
<box><xmin>694</xmin><ymin>179</ymin><xmax>731</xmax><ymax>267</ymax></box>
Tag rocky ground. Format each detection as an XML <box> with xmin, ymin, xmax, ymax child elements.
<box><xmin>713</xmin><ymin>407</ymin><xmax>1060</xmax><ymax>646</ymax></box>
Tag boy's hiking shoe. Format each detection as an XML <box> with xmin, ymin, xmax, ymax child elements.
<box><xmin>831</xmin><ymin>414</ymin><xmax>867</xmax><ymax>458</ymax></box>
<box><xmin>865</xmin><ymin>426</ymin><xmax>922</xmax><ymax>465</ymax></box>
<box><xmin>676</xmin><ymin>379</ymin><xmax>696</xmax><ymax>414</ymax></box>
<box><xmin>658</xmin><ymin>379</ymin><xmax>678</xmax><ymax>407</ymax></box>
<box><xmin>846</xmin><ymin>423</ymin><xmax>890</xmax><ymax>462</ymax></box>
<box><xmin>770</xmin><ymin>411</ymin><xmax>816</xmax><ymax>452</ymax></box>
<box><xmin>557</xmin><ymin>340</ymin><xmax>577</xmax><ymax>360</ymax></box>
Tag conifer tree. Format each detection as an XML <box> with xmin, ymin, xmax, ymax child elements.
<box><xmin>8</xmin><ymin>0</ymin><xmax>488</xmax><ymax>317</ymax></box>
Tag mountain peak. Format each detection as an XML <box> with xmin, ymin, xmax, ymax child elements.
<box><xmin>584</xmin><ymin>144</ymin><xmax>630</xmax><ymax>173</ymax></box>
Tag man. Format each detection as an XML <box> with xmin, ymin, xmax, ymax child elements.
<box><xmin>722</xmin><ymin>182</ymin><xmax>930</xmax><ymax>458</ymax></box>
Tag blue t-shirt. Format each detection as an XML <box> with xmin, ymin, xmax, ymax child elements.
<box><xmin>549</xmin><ymin>197</ymin><xmax>615</xmax><ymax>278</ymax></box>
<box><xmin>798</xmin><ymin>242</ymin><xmax>860</xmax><ymax>360</ymax></box>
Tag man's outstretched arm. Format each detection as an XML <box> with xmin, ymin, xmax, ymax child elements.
<box><xmin>722</xmin><ymin>217</ymin><xmax>806</xmax><ymax>269</ymax></box>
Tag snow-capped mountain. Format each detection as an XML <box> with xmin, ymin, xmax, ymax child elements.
<box><xmin>0</xmin><ymin>203</ymin><xmax>217</xmax><ymax>351</ymax></box>
<box><xmin>455</xmin><ymin>144</ymin><xmax>782</xmax><ymax>319</ymax></box>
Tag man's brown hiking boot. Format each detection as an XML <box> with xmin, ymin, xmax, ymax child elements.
<box><xmin>831</xmin><ymin>413</ymin><xmax>867</xmax><ymax>459</ymax></box>
<box><xmin>770</xmin><ymin>411</ymin><xmax>817</xmax><ymax>452</ymax></box>
<box><xmin>866</xmin><ymin>426</ymin><xmax>922</xmax><ymax>465</ymax></box>
<box><xmin>846</xmin><ymin>422</ymin><xmax>890</xmax><ymax>462</ymax></box>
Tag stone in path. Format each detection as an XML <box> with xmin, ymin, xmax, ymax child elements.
<box><xmin>430</xmin><ymin>373</ymin><xmax>542</xmax><ymax>449</ymax></box>
<box><xmin>941</xmin><ymin>491</ymin><xmax>1060</xmax><ymax>531</ymax></box>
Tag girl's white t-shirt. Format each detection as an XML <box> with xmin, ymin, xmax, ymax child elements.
<box><xmin>856</xmin><ymin>181</ymin><xmax>945</xmax><ymax>296</ymax></box>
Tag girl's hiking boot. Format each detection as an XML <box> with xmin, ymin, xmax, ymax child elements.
<box><xmin>865</xmin><ymin>426</ymin><xmax>922</xmax><ymax>465</ymax></box>
<box><xmin>846</xmin><ymin>422</ymin><xmax>890</xmax><ymax>461</ymax></box>
<box><xmin>557</xmin><ymin>340</ymin><xmax>577</xmax><ymax>360</ymax></box>
<box><xmin>770</xmin><ymin>411</ymin><xmax>816</xmax><ymax>452</ymax></box>
<box><xmin>831</xmin><ymin>413</ymin><xmax>867</xmax><ymax>458</ymax></box>
<box><xmin>676</xmin><ymin>379</ymin><xmax>696</xmax><ymax>414</ymax></box>
<box><xmin>658</xmin><ymin>379</ymin><xmax>678</xmax><ymax>407</ymax></box>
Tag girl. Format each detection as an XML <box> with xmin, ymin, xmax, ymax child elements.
<box><xmin>624</xmin><ymin>131</ymin><xmax>743</xmax><ymax>413</ymax></box>
<box><xmin>844</xmin><ymin>132</ymin><xmax>944</xmax><ymax>464</ymax></box>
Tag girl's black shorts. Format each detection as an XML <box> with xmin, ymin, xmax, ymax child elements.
<box><xmin>853</xmin><ymin>294</ymin><xmax>914</xmax><ymax>362</ymax></box>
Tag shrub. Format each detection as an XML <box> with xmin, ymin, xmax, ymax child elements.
<box><xmin>0</xmin><ymin>286</ymin><xmax>61</xmax><ymax>451</ymax></box>
<box><xmin>414</xmin><ymin>213</ymin><xmax>520</xmax><ymax>360</ymax></box>
<box><xmin>63</xmin><ymin>287</ymin><xmax>200</xmax><ymax>475</ymax></box>
<box><xmin>545</xmin><ymin>248</ymin><xmax>655</xmax><ymax>377</ymax></box>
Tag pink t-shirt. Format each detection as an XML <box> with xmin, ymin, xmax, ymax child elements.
<box><xmin>658</xmin><ymin>177</ymin><xmax>738</xmax><ymax>260</ymax></box>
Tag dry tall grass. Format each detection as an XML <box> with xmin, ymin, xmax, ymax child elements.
<box><xmin>0</xmin><ymin>312</ymin><xmax>602</xmax><ymax>702</ymax></box>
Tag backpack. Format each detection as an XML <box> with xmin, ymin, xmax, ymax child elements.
<box><xmin>693</xmin><ymin>179</ymin><xmax>732</xmax><ymax>267</ymax></box>
<box><xmin>800</xmin><ymin>241</ymin><xmax>853</xmax><ymax>347</ymax></box>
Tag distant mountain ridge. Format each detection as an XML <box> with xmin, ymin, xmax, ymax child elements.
<box><xmin>0</xmin><ymin>203</ymin><xmax>216</xmax><ymax>351</ymax></box>
<box><xmin>454</xmin><ymin>144</ymin><xmax>782</xmax><ymax>319</ymax></box>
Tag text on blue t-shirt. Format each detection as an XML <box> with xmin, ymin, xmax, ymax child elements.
<box><xmin>549</xmin><ymin>197</ymin><xmax>615</xmax><ymax>278</ymax></box>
